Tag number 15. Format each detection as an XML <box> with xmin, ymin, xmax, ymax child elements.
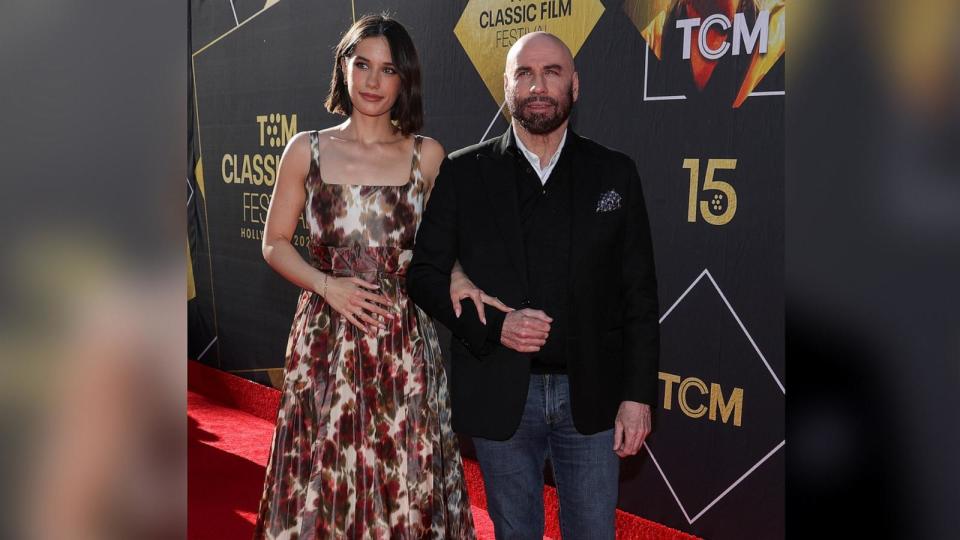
<box><xmin>683</xmin><ymin>158</ymin><xmax>738</xmax><ymax>225</ymax></box>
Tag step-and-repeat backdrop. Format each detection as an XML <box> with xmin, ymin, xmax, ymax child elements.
<box><xmin>188</xmin><ymin>1</ymin><xmax>784</xmax><ymax>537</ymax></box>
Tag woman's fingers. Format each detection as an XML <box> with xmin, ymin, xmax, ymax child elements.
<box><xmin>482</xmin><ymin>294</ymin><xmax>514</xmax><ymax>313</ymax></box>
<box><xmin>343</xmin><ymin>312</ymin><xmax>368</xmax><ymax>334</ymax></box>
<box><xmin>451</xmin><ymin>292</ymin><xmax>462</xmax><ymax>318</ymax></box>
<box><xmin>450</xmin><ymin>287</ymin><xmax>486</xmax><ymax>322</ymax></box>
<box><xmin>356</xmin><ymin>310</ymin><xmax>384</xmax><ymax>331</ymax></box>
<box><xmin>470</xmin><ymin>291</ymin><xmax>487</xmax><ymax>325</ymax></box>
<box><xmin>359</xmin><ymin>290</ymin><xmax>393</xmax><ymax>309</ymax></box>
<box><xmin>351</xmin><ymin>277</ymin><xmax>380</xmax><ymax>290</ymax></box>
<box><xmin>358</xmin><ymin>299</ymin><xmax>391</xmax><ymax>319</ymax></box>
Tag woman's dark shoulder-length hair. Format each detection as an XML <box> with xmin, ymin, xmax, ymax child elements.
<box><xmin>324</xmin><ymin>14</ymin><xmax>423</xmax><ymax>136</ymax></box>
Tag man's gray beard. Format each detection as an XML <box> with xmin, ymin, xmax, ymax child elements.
<box><xmin>508</xmin><ymin>86</ymin><xmax>574</xmax><ymax>135</ymax></box>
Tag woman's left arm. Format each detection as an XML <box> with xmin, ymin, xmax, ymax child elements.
<box><xmin>419</xmin><ymin>138</ymin><xmax>513</xmax><ymax>324</ymax></box>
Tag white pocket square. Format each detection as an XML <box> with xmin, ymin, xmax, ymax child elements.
<box><xmin>596</xmin><ymin>189</ymin><xmax>622</xmax><ymax>213</ymax></box>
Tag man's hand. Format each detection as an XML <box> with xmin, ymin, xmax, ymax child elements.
<box><xmin>613</xmin><ymin>401</ymin><xmax>652</xmax><ymax>458</ymax></box>
<box><xmin>499</xmin><ymin>309</ymin><xmax>552</xmax><ymax>353</ymax></box>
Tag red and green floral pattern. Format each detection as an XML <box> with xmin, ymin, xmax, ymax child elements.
<box><xmin>253</xmin><ymin>133</ymin><xmax>475</xmax><ymax>539</ymax></box>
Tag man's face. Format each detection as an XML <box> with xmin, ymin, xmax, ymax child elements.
<box><xmin>504</xmin><ymin>35</ymin><xmax>579</xmax><ymax>135</ymax></box>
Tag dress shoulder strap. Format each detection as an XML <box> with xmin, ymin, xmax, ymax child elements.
<box><xmin>409</xmin><ymin>135</ymin><xmax>424</xmax><ymax>184</ymax></box>
<box><xmin>309</xmin><ymin>130</ymin><xmax>320</xmax><ymax>175</ymax></box>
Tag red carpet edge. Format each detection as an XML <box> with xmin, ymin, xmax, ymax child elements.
<box><xmin>188</xmin><ymin>360</ymin><xmax>699</xmax><ymax>540</ymax></box>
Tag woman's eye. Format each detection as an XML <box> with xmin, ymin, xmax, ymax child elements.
<box><xmin>355</xmin><ymin>62</ymin><xmax>367</xmax><ymax>69</ymax></box>
<box><xmin>384</xmin><ymin>67</ymin><xmax>396</xmax><ymax>75</ymax></box>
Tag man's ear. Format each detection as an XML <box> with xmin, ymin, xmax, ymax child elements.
<box><xmin>572</xmin><ymin>71</ymin><xmax>580</xmax><ymax>102</ymax></box>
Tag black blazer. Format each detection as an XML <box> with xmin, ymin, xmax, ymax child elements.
<box><xmin>408</xmin><ymin>128</ymin><xmax>659</xmax><ymax>440</ymax></box>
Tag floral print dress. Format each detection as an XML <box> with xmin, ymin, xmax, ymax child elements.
<box><xmin>253</xmin><ymin>132</ymin><xmax>475</xmax><ymax>540</ymax></box>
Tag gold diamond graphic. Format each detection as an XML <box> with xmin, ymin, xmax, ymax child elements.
<box><xmin>622</xmin><ymin>0</ymin><xmax>672</xmax><ymax>58</ymax></box>
<box><xmin>454</xmin><ymin>0</ymin><xmax>605</xmax><ymax>110</ymax></box>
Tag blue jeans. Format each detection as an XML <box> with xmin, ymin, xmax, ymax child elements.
<box><xmin>472</xmin><ymin>374</ymin><xmax>619</xmax><ymax>540</ymax></box>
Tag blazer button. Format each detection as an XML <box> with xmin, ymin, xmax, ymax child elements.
<box><xmin>520</xmin><ymin>298</ymin><xmax>532</xmax><ymax>307</ymax></box>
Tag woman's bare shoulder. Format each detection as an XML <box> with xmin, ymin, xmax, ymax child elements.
<box><xmin>418</xmin><ymin>135</ymin><xmax>446</xmax><ymax>167</ymax></box>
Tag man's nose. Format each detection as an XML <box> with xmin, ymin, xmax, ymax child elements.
<box><xmin>529</xmin><ymin>74</ymin><xmax>547</xmax><ymax>94</ymax></box>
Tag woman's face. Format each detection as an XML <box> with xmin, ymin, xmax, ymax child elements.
<box><xmin>342</xmin><ymin>36</ymin><xmax>402</xmax><ymax>119</ymax></box>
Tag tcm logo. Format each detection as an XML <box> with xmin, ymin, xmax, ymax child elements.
<box><xmin>676</xmin><ymin>10</ymin><xmax>770</xmax><ymax>61</ymax></box>
<box><xmin>659</xmin><ymin>371</ymin><xmax>743</xmax><ymax>427</ymax></box>
<box><xmin>256</xmin><ymin>113</ymin><xmax>297</xmax><ymax>148</ymax></box>
<box><xmin>222</xmin><ymin>113</ymin><xmax>297</xmax><ymax>186</ymax></box>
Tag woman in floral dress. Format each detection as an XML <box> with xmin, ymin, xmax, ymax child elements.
<box><xmin>253</xmin><ymin>15</ymin><xmax>476</xmax><ymax>539</ymax></box>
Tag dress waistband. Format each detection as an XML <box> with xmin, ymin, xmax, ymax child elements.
<box><xmin>309</xmin><ymin>244</ymin><xmax>412</xmax><ymax>278</ymax></box>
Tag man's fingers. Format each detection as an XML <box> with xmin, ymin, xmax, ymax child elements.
<box><xmin>519</xmin><ymin>317</ymin><xmax>551</xmax><ymax>333</ymax></box>
<box><xmin>510</xmin><ymin>333</ymin><xmax>546</xmax><ymax>347</ymax></box>
<box><xmin>517</xmin><ymin>330</ymin><xmax>548</xmax><ymax>340</ymax></box>
<box><xmin>637</xmin><ymin>427</ymin><xmax>651</xmax><ymax>448</ymax></box>
<box><xmin>508</xmin><ymin>341</ymin><xmax>540</xmax><ymax>353</ymax></box>
<box><xmin>613</xmin><ymin>420</ymin><xmax>624</xmax><ymax>451</ymax></box>
<box><xmin>522</xmin><ymin>321</ymin><xmax>551</xmax><ymax>334</ymax></box>
<box><xmin>633</xmin><ymin>432</ymin><xmax>648</xmax><ymax>454</ymax></box>
<box><xmin>625</xmin><ymin>431</ymin><xmax>642</xmax><ymax>455</ymax></box>
<box><xmin>624</xmin><ymin>424</ymin><xmax>651</xmax><ymax>456</ymax></box>
<box><xmin>502</xmin><ymin>338</ymin><xmax>541</xmax><ymax>353</ymax></box>
<box><xmin>523</xmin><ymin>309</ymin><xmax>553</xmax><ymax>323</ymax></box>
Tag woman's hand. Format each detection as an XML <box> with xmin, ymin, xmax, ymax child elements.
<box><xmin>320</xmin><ymin>275</ymin><xmax>394</xmax><ymax>335</ymax></box>
<box><xmin>450</xmin><ymin>267</ymin><xmax>513</xmax><ymax>324</ymax></box>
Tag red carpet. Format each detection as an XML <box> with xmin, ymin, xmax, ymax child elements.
<box><xmin>188</xmin><ymin>360</ymin><xmax>699</xmax><ymax>539</ymax></box>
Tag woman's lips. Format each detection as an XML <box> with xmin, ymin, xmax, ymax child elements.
<box><xmin>359</xmin><ymin>92</ymin><xmax>383</xmax><ymax>102</ymax></box>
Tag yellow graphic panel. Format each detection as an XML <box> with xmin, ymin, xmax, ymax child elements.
<box><xmin>623</xmin><ymin>0</ymin><xmax>672</xmax><ymax>58</ymax></box>
<box><xmin>454</xmin><ymin>0</ymin><xmax>605</xmax><ymax>108</ymax></box>
<box><xmin>187</xmin><ymin>236</ymin><xmax>196</xmax><ymax>300</ymax></box>
<box><xmin>194</xmin><ymin>157</ymin><xmax>206</xmax><ymax>198</ymax></box>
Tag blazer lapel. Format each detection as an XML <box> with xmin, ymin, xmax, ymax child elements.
<box><xmin>479</xmin><ymin>128</ymin><xmax>530</xmax><ymax>296</ymax></box>
<box><xmin>566</xmin><ymin>131</ymin><xmax>601</xmax><ymax>289</ymax></box>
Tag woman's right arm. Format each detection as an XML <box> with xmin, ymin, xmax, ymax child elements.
<box><xmin>262</xmin><ymin>132</ymin><xmax>393</xmax><ymax>334</ymax></box>
<box><xmin>261</xmin><ymin>132</ymin><xmax>322</xmax><ymax>293</ymax></box>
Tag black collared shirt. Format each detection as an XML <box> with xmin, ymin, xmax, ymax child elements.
<box><xmin>510</xmin><ymin>140</ymin><xmax>575</xmax><ymax>374</ymax></box>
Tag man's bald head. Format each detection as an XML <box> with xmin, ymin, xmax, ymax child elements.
<box><xmin>505</xmin><ymin>32</ymin><xmax>575</xmax><ymax>75</ymax></box>
<box><xmin>503</xmin><ymin>32</ymin><xmax>579</xmax><ymax>136</ymax></box>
